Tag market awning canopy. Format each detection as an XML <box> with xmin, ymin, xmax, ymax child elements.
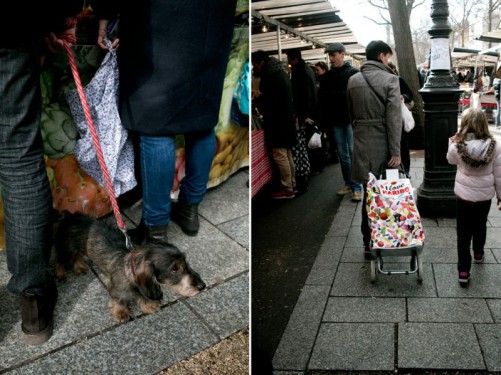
<box><xmin>475</xmin><ymin>28</ymin><xmax>501</xmax><ymax>43</ymax></box>
<box><xmin>452</xmin><ymin>47</ymin><xmax>499</xmax><ymax>67</ymax></box>
<box><xmin>251</xmin><ymin>0</ymin><xmax>366</xmax><ymax>62</ymax></box>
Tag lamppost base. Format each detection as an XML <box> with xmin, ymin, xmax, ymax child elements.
<box><xmin>417</xmin><ymin>184</ymin><xmax>456</xmax><ymax>217</ymax></box>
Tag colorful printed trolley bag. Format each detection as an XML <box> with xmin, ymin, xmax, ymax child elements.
<box><xmin>366</xmin><ymin>172</ymin><xmax>425</xmax><ymax>249</ymax></box>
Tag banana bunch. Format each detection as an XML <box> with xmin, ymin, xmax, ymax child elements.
<box><xmin>209</xmin><ymin>125</ymin><xmax>249</xmax><ymax>185</ymax></box>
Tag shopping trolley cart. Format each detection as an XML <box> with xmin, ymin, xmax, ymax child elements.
<box><xmin>366</xmin><ymin>165</ymin><xmax>425</xmax><ymax>283</ymax></box>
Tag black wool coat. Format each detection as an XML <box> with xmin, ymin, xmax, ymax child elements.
<box><xmin>290</xmin><ymin>59</ymin><xmax>317</xmax><ymax>121</ymax></box>
<box><xmin>94</xmin><ymin>0</ymin><xmax>237</xmax><ymax>136</ymax></box>
<box><xmin>257</xmin><ymin>57</ymin><xmax>296</xmax><ymax>149</ymax></box>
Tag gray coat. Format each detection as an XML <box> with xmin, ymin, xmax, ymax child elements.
<box><xmin>347</xmin><ymin>61</ymin><xmax>402</xmax><ymax>184</ymax></box>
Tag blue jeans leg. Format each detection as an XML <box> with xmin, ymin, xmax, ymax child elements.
<box><xmin>332</xmin><ymin>125</ymin><xmax>361</xmax><ymax>193</ymax></box>
<box><xmin>179</xmin><ymin>129</ymin><xmax>216</xmax><ymax>205</ymax></box>
<box><xmin>139</xmin><ymin>130</ymin><xmax>215</xmax><ymax>227</ymax></box>
<box><xmin>139</xmin><ymin>135</ymin><xmax>176</xmax><ymax>227</ymax></box>
<box><xmin>0</xmin><ymin>46</ymin><xmax>53</xmax><ymax>295</ymax></box>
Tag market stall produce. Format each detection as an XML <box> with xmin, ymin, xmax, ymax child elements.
<box><xmin>36</xmin><ymin>1</ymin><xmax>249</xmax><ymax>216</ymax></box>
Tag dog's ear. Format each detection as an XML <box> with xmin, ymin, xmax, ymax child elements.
<box><xmin>135</xmin><ymin>261</ymin><xmax>163</xmax><ymax>301</ymax></box>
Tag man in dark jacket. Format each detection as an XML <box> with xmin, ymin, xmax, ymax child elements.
<box><xmin>318</xmin><ymin>42</ymin><xmax>361</xmax><ymax>201</ymax></box>
<box><xmin>1</xmin><ymin>1</ymin><xmax>81</xmax><ymax>345</ymax></box>
<box><xmin>252</xmin><ymin>50</ymin><xmax>297</xmax><ymax>199</ymax></box>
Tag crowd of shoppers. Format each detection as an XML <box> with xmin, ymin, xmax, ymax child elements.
<box><xmin>251</xmin><ymin>41</ymin><xmax>408</xmax><ymax>204</ymax></box>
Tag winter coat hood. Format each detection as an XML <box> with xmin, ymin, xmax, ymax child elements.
<box><xmin>447</xmin><ymin>137</ymin><xmax>501</xmax><ymax>202</ymax></box>
<box><xmin>456</xmin><ymin>137</ymin><xmax>496</xmax><ymax>167</ymax></box>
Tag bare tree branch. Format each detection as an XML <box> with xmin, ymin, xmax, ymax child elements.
<box><xmin>364</xmin><ymin>16</ymin><xmax>389</xmax><ymax>26</ymax></box>
<box><xmin>367</xmin><ymin>0</ymin><xmax>387</xmax><ymax>11</ymax></box>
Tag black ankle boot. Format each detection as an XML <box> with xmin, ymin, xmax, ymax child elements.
<box><xmin>128</xmin><ymin>219</ymin><xmax>147</xmax><ymax>245</ymax></box>
<box><xmin>20</xmin><ymin>282</ymin><xmax>57</xmax><ymax>345</ymax></box>
<box><xmin>171</xmin><ymin>202</ymin><xmax>199</xmax><ymax>236</ymax></box>
<box><xmin>145</xmin><ymin>224</ymin><xmax>169</xmax><ymax>244</ymax></box>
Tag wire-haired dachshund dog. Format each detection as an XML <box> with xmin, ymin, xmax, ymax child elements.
<box><xmin>54</xmin><ymin>213</ymin><xmax>206</xmax><ymax>322</ymax></box>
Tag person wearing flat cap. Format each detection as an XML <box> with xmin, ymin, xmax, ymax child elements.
<box><xmin>317</xmin><ymin>42</ymin><xmax>362</xmax><ymax>202</ymax></box>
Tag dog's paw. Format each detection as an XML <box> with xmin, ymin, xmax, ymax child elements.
<box><xmin>138</xmin><ymin>299</ymin><xmax>160</xmax><ymax>315</ymax></box>
<box><xmin>73</xmin><ymin>255</ymin><xmax>89</xmax><ymax>275</ymax></box>
<box><xmin>55</xmin><ymin>263</ymin><xmax>68</xmax><ymax>282</ymax></box>
<box><xmin>73</xmin><ymin>263</ymin><xmax>89</xmax><ymax>275</ymax></box>
<box><xmin>109</xmin><ymin>299</ymin><xmax>132</xmax><ymax>322</ymax></box>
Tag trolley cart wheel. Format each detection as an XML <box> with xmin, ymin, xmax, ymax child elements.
<box><xmin>417</xmin><ymin>255</ymin><xmax>424</xmax><ymax>283</ymax></box>
<box><xmin>370</xmin><ymin>259</ymin><xmax>377</xmax><ymax>283</ymax></box>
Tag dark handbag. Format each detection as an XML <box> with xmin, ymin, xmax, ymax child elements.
<box><xmin>291</xmin><ymin>128</ymin><xmax>310</xmax><ymax>178</ymax></box>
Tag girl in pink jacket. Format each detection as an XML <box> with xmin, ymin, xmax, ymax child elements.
<box><xmin>447</xmin><ymin>108</ymin><xmax>501</xmax><ymax>286</ymax></box>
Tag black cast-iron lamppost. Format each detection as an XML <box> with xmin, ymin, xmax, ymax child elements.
<box><xmin>417</xmin><ymin>0</ymin><xmax>462</xmax><ymax>217</ymax></box>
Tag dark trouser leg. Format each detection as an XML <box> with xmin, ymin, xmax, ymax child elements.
<box><xmin>456</xmin><ymin>198</ymin><xmax>474</xmax><ymax>272</ymax></box>
<box><xmin>361</xmin><ymin>184</ymin><xmax>370</xmax><ymax>247</ymax></box>
<box><xmin>400</xmin><ymin>130</ymin><xmax>410</xmax><ymax>174</ymax></box>
<box><xmin>471</xmin><ymin>199</ymin><xmax>491</xmax><ymax>254</ymax></box>
<box><xmin>0</xmin><ymin>45</ymin><xmax>53</xmax><ymax>296</ymax></box>
<box><xmin>1</xmin><ymin>45</ymin><xmax>56</xmax><ymax>345</ymax></box>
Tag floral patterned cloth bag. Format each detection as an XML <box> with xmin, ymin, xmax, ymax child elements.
<box><xmin>66</xmin><ymin>40</ymin><xmax>136</xmax><ymax>196</ymax></box>
<box><xmin>366</xmin><ymin>172</ymin><xmax>425</xmax><ymax>249</ymax></box>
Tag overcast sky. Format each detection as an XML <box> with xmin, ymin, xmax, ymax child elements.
<box><xmin>330</xmin><ymin>0</ymin><xmax>431</xmax><ymax>46</ymax></box>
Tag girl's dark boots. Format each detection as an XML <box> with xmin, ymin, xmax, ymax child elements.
<box><xmin>171</xmin><ymin>202</ymin><xmax>199</xmax><ymax>236</ymax></box>
<box><xmin>20</xmin><ymin>282</ymin><xmax>57</xmax><ymax>345</ymax></box>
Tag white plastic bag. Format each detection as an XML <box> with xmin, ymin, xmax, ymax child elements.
<box><xmin>307</xmin><ymin>130</ymin><xmax>322</xmax><ymax>149</ymax></box>
<box><xmin>401</xmin><ymin>98</ymin><xmax>415</xmax><ymax>133</ymax></box>
<box><xmin>66</xmin><ymin>40</ymin><xmax>136</xmax><ymax>196</ymax></box>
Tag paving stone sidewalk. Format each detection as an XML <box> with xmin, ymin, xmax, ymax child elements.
<box><xmin>273</xmin><ymin>155</ymin><xmax>501</xmax><ymax>374</ymax></box>
<box><xmin>0</xmin><ymin>169</ymin><xmax>249</xmax><ymax>374</ymax></box>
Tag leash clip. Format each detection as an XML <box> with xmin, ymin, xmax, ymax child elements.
<box><xmin>121</xmin><ymin>228</ymin><xmax>135</xmax><ymax>252</ymax></box>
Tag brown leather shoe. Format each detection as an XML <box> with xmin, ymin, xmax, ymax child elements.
<box><xmin>20</xmin><ymin>282</ymin><xmax>57</xmax><ymax>345</ymax></box>
<box><xmin>171</xmin><ymin>202</ymin><xmax>199</xmax><ymax>236</ymax></box>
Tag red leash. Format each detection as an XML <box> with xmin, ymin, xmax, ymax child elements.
<box><xmin>63</xmin><ymin>41</ymin><xmax>135</xmax><ymax>266</ymax></box>
<box><xmin>63</xmin><ymin>41</ymin><xmax>124</xmax><ymax>230</ymax></box>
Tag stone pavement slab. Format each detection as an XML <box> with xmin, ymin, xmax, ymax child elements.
<box><xmin>6</xmin><ymin>302</ymin><xmax>219</xmax><ymax>375</ymax></box>
<box><xmin>272</xmin><ymin>285</ymin><xmax>330</xmax><ymax>371</ymax></box>
<box><xmin>308</xmin><ymin>323</ymin><xmax>395</xmax><ymax>371</ymax></box>
<box><xmin>407</xmin><ymin>298</ymin><xmax>493</xmax><ymax>323</ymax></box>
<box><xmin>434</xmin><ymin>263</ymin><xmax>501</xmax><ymax>298</ymax></box>
<box><xmin>487</xmin><ymin>299</ymin><xmax>501</xmax><ymax>323</ymax></box>
<box><xmin>185</xmin><ymin>273</ymin><xmax>249</xmax><ymax>339</ymax></box>
<box><xmin>330</xmin><ymin>262</ymin><xmax>436</xmax><ymax>297</ymax></box>
<box><xmin>475</xmin><ymin>323</ymin><xmax>501</xmax><ymax>372</ymax></box>
<box><xmin>323</xmin><ymin>297</ymin><xmax>406</xmax><ymax>323</ymax></box>
<box><xmin>398</xmin><ymin>323</ymin><xmax>485</xmax><ymax>370</ymax></box>
<box><xmin>304</xmin><ymin>236</ymin><xmax>345</xmax><ymax>286</ymax></box>
<box><xmin>0</xmin><ymin>169</ymin><xmax>249</xmax><ymax>374</ymax></box>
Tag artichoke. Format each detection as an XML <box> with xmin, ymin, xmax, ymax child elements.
<box><xmin>41</xmin><ymin>103</ymin><xmax>79</xmax><ymax>159</ymax></box>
